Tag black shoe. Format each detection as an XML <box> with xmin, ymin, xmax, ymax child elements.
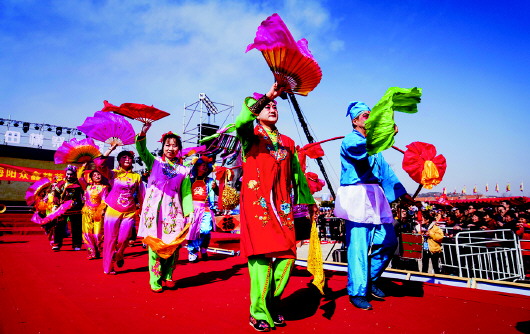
<box><xmin>272</xmin><ymin>313</ymin><xmax>286</xmax><ymax>327</ymax></box>
<box><xmin>349</xmin><ymin>296</ymin><xmax>373</xmax><ymax>310</ymax></box>
<box><xmin>116</xmin><ymin>259</ymin><xmax>124</xmax><ymax>268</ymax></box>
<box><xmin>371</xmin><ymin>284</ymin><xmax>386</xmax><ymax>300</ymax></box>
<box><xmin>249</xmin><ymin>316</ymin><xmax>271</xmax><ymax>332</ymax></box>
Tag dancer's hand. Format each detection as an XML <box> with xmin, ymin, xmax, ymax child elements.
<box><xmin>103</xmin><ymin>143</ymin><xmax>119</xmax><ymax>157</ymax></box>
<box><xmin>265</xmin><ymin>82</ymin><xmax>287</xmax><ymax>100</ymax></box>
<box><xmin>139</xmin><ymin>122</ymin><xmax>152</xmax><ymax>137</ymax></box>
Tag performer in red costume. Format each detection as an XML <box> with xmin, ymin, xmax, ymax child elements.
<box><xmin>236</xmin><ymin>82</ymin><xmax>317</xmax><ymax>332</ymax></box>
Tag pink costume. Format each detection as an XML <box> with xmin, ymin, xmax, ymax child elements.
<box><xmin>82</xmin><ymin>184</ymin><xmax>108</xmax><ymax>259</ymax></box>
<box><xmin>95</xmin><ymin>157</ymin><xmax>145</xmax><ymax>274</ymax></box>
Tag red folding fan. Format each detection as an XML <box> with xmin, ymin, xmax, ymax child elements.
<box><xmin>102</xmin><ymin>100</ymin><xmax>170</xmax><ymax>123</ymax></box>
<box><xmin>246</xmin><ymin>13</ymin><xmax>322</xmax><ymax>96</ymax></box>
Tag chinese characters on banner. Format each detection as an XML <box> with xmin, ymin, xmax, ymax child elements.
<box><xmin>0</xmin><ymin>163</ymin><xmax>65</xmax><ymax>182</ymax></box>
<box><xmin>4</xmin><ymin>129</ymin><xmax>66</xmax><ymax>148</ymax></box>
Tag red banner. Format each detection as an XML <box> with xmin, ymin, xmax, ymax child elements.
<box><xmin>0</xmin><ymin>163</ymin><xmax>65</xmax><ymax>183</ymax></box>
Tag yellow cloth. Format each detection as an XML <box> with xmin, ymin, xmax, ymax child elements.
<box><xmin>421</xmin><ymin>160</ymin><xmax>441</xmax><ymax>189</ymax></box>
<box><xmin>142</xmin><ymin>223</ymin><xmax>191</xmax><ymax>259</ymax></box>
<box><xmin>307</xmin><ymin>218</ymin><xmax>325</xmax><ymax>294</ymax></box>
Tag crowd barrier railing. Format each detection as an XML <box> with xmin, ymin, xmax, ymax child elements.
<box><xmin>442</xmin><ymin>229</ymin><xmax>524</xmax><ymax>281</ymax></box>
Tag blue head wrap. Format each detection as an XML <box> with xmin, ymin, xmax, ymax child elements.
<box><xmin>346</xmin><ymin>101</ymin><xmax>371</xmax><ymax>120</ymax></box>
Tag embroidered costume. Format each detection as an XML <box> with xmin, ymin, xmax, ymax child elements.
<box><xmin>95</xmin><ymin>157</ymin><xmax>145</xmax><ymax>274</ymax></box>
<box><xmin>236</xmin><ymin>95</ymin><xmax>315</xmax><ymax>327</ymax></box>
<box><xmin>78</xmin><ymin>167</ymin><xmax>108</xmax><ymax>259</ymax></box>
<box><xmin>136</xmin><ymin>135</ymin><xmax>193</xmax><ymax>291</ymax></box>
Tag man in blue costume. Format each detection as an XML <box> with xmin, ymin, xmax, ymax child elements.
<box><xmin>334</xmin><ymin>101</ymin><xmax>416</xmax><ymax>310</ymax></box>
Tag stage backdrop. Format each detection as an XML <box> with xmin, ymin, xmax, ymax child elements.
<box><xmin>0</xmin><ymin>156</ymin><xmax>67</xmax><ymax>202</ymax></box>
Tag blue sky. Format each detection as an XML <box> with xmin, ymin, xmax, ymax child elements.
<box><xmin>1</xmin><ymin>0</ymin><xmax>529</xmax><ymax>197</ymax></box>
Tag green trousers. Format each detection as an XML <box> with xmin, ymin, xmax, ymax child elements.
<box><xmin>148</xmin><ymin>246</ymin><xmax>177</xmax><ymax>290</ymax></box>
<box><xmin>248</xmin><ymin>256</ymin><xmax>294</xmax><ymax>326</ymax></box>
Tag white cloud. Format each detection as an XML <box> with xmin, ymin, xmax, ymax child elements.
<box><xmin>1</xmin><ymin>0</ymin><xmax>342</xmax><ymax>151</ymax></box>
<box><xmin>2</xmin><ymin>0</ymin><xmax>341</xmax><ymax>103</ymax></box>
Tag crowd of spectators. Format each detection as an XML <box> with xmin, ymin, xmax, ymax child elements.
<box><xmin>396</xmin><ymin>200</ymin><xmax>530</xmax><ymax>277</ymax></box>
<box><xmin>317</xmin><ymin>200</ymin><xmax>530</xmax><ymax>278</ymax></box>
<box><xmin>395</xmin><ymin>200</ymin><xmax>530</xmax><ymax>238</ymax></box>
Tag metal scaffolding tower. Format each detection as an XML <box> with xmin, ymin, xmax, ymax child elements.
<box><xmin>182</xmin><ymin>93</ymin><xmax>234</xmax><ymax>147</ymax></box>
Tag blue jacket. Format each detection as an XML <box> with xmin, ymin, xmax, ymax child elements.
<box><xmin>339</xmin><ymin>130</ymin><xmax>407</xmax><ymax>203</ymax></box>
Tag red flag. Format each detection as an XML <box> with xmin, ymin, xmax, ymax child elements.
<box><xmin>303</xmin><ymin>143</ymin><xmax>325</xmax><ymax>159</ymax></box>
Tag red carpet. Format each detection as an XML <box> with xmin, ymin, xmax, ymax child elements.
<box><xmin>1</xmin><ymin>234</ymin><xmax>529</xmax><ymax>334</ymax></box>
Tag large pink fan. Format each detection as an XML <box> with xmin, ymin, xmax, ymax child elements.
<box><xmin>31</xmin><ymin>200</ymin><xmax>73</xmax><ymax>225</ymax></box>
<box><xmin>54</xmin><ymin>138</ymin><xmax>101</xmax><ymax>164</ymax></box>
<box><xmin>25</xmin><ymin>178</ymin><xmax>52</xmax><ymax>206</ymax></box>
<box><xmin>246</xmin><ymin>13</ymin><xmax>322</xmax><ymax>96</ymax></box>
<box><xmin>78</xmin><ymin>111</ymin><xmax>135</xmax><ymax>146</ymax></box>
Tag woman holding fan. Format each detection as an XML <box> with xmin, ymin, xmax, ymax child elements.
<box><xmin>79</xmin><ymin>109</ymin><xmax>144</xmax><ymax>271</ymax></box>
<box><xmin>236</xmin><ymin>82</ymin><xmax>317</xmax><ymax>331</ymax></box>
<box><xmin>77</xmin><ymin>163</ymin><xmax>109</xmax><ymax>260</ymax></box>
<box><xmin>94</xmin><ymin>147</ymin><xmax>145</xmax><ymax>275</ymax></box>
<box><xmin>136</xmin><ymin>123</ymin><xmax>193</xmax><ymax>293</ymax></box>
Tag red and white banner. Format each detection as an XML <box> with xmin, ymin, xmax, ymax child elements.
<box><xmin>0</xmin><ymin>163</ymin><xmax>65</xmax><ymax>182</ymax></box>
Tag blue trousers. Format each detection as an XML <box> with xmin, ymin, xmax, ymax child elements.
<box><xmin>187</xmin><ymin>233</ymin><xmax>211</xmax><ymax>254</ymax></box>
<box><xmin>345</xmin><ymin>221</ymin><xmax>397</xmax><ymax>297</ymax></box>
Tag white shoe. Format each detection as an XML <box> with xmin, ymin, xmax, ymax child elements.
<box><xmin>188</xmin><ymin>253</ymin><xmax>198</xmax><ymax>262</ymax></box>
